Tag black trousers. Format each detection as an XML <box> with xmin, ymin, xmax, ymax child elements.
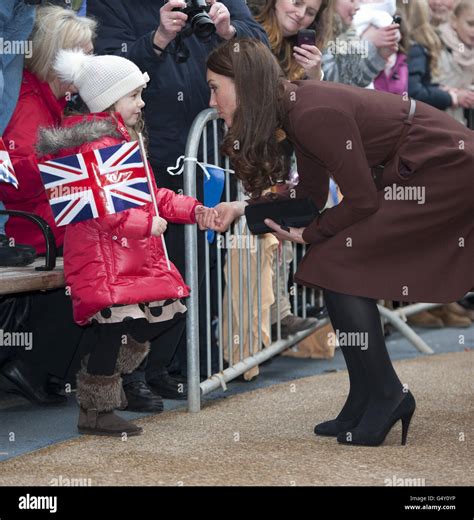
<box><xmin>16</xmin><ymin>289</ymin><xmax>84</xmax><ymax>385</ymax></box>
<box><xmin>84</xmin><ymin>315</ymin><xmax>186</xmax><ymax>378</ymax></box>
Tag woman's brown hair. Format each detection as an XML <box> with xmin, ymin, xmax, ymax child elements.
<box><xmin>207</xmin><ymin>39</ymin><xmax>288</xmax><ymax>198</ymax></box>
<box><xmin>256</xmin><ymin>0</ymin><xmax>331</xmax><ymax>80</ymax></box>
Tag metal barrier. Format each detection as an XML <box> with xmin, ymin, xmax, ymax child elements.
<box><xmin>182</xmin><ymin>108</ymin><xmax>469</xmax><ymax>412</ymax></box>
<box><xmin>183</xmin><ymin>109</ymin><xmax>324</xmax><ymax>412</ymax></box>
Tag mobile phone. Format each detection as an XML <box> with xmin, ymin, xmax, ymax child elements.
<box><xmin>296</xmin><ymin>29</ymin><xmax>316</xmax><ymax>47</ymax></box>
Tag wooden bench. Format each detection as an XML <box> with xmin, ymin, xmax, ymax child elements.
<box><xmin>0</xmin><ymin>258</ymin><xmax>64</xmax><ymax>295</ymax></box>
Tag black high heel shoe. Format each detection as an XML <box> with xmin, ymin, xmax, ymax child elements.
<box><xmin>314</xmin><ymin>407</ymin><xmax>367</xmax><ymax>437</ymax></box>
<box><xmin>336</xmin><ymin>391</ymin><xmax>416</xmax><ymax>446</ymax></box>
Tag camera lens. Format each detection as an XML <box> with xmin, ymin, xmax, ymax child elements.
<box><xmin>191</xmin><ymin>12</ymin><xmax>216</xmax><ymax>38</ymax></box>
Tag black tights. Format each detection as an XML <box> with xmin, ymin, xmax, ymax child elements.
<box><xmin>84</xmin><ymin>316</ymin><xmax>185</xmax><ymax>376</ymax></box>
<box><xmin>323</xmin><ymin>288</ymin><xmax>403</xmax><ymax>420</ymax></box>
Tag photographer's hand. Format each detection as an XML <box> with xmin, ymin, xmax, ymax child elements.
<box><xmin>207</xmin><ymin>1</ymin><xmax>236</xmax><ymax>40</ymax></box>
<box><xmin>154</xmin><ymin>0</ymin><xmax>188</xmax><ymax>51</ymax></box>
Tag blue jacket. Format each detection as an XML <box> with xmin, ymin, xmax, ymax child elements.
<box><xmin>408</xmin><ymin>43</ymin><xmax>452</xmax><ymax>110</ymax></box>
<box><xmin>87</xmin><ymin>0</ymin><xmax>268</xmax><ymax>186</ymax></box>
<box><xmin>0</xmin><ymin>0</ymin><xmax>35</xmax><ymax>134</ymax></box>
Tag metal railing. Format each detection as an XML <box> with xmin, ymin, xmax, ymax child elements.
<box><xmin>183</xmin><ymin>109</ymin><xmax>323</xmax><ymax>412</ymax></box>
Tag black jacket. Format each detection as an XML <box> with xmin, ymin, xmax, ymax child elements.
<box><xmin>408</xmin><ymin>43</ymin><xmax>452</xmax><ymax>110</ymax></box>
<box><xmin>87</xmin><ymin>0</ymin><xmax>268</xmax><ymax>188</ymax></box>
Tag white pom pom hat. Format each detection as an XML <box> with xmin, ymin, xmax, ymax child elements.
<box><xmin>54</xmin><ymin>49</ymin><xmax>150</xmax><ymax>113</ymax></box>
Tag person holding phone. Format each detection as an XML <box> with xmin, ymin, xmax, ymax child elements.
<box><xmin>254</xmin><ymin>0</ymin><xmax>329</xmax><ymax>80</ymax></box>
<box><xmin>251</xmin><ymin>0</ymin><xmax>329</xmax><ymax>340</ymax></box>
<box><xmin>207</xmin><ymin>39</ymin><xmax>473</xmax><ymax>447</ymax></box>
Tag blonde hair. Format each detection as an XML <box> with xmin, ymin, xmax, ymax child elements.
<box><xmin>256</xmin><ymin>0</ymin><xmax>331</xmax><ymax>81</ymax></box>
<box><xmin>404</xmin><ymin>0</ymin><xmax>443</xmax><ymax>76</ymax></box>
<box><xmin>25</xmin><ymin>5</ymin><xmax>97</xmax><ymax>82</ymax></box>
<box><xmin>452</xmin><ymin>0</ymin><xmax>474</xmax><ymax>17</ymax></box>
<box><xmin>324</xmin><ymin>0</ymin><xmax>339</xmax><ymax>45</ymax></box>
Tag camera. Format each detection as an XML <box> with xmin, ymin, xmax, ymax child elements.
<box><xmin>173</xmin><ymin>0</ymin><xmax>215</xmax><ymax>39</ymax></box>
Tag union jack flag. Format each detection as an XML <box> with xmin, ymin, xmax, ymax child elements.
<box><xmin>38</xmin><ymin>141</ymin><xmax>152</xmax><ymax>226</ymax></box>
<box><xmin>0</xmin><ymin>137</ymin><xmax>19</xmax><ymax>189</ymax></box>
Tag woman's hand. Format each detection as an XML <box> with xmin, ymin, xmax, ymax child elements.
<box><xmin>194</xmin><ymin>205</ymin><xmax>219</xmax><ymax>230</ymax></box>
<box><xmin>151</xmin><ymin>216</ymin><xmax>168</xmax><ymax>237</ymax></box>
<box><xmin>213</xmin><ymin>200</ymin><xmax>247</xmax><ymax>232</ymax></box>
<box><xmin>293</xmin><ymin>44</ymin><xmax>322</xmax><ymax>78</ymax></box>
<box><xmin>264</xmin><ymin>219</ymin><xmax>308</xmax><ymax>244</ymax></box>
<box><xmin>207</xmin><ymin>0</ymin><xmax>236</xmax><ymax>40</ymax></box>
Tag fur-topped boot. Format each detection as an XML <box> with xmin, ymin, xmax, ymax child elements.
<box><xmin>76</xmin><ymin>370</ymin><xmax>142</xmax><ymax>437</ymax></box>
<box><xmin>115</xmin><ymin>335</ymin><xmax>150</xmax><ymax>375</ymax></box>
<box><xmin>115</xmin><ymin>335</ymin><xmax>163</xmax><ymax>413</ymax></box>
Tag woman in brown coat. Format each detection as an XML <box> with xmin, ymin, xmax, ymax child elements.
<box><xmin>208</xmin><ymin>39</ymin><xmax>473</xmax><ymax>447</ymax></box>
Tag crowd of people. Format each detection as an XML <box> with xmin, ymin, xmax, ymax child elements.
<box><xmin>0</xmin><ymin>0</ymin><xmax>472</xmax><ymax>440</ymax></box>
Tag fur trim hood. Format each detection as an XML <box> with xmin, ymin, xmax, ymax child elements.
<box><xmin>36</xmin><ymin>116</ymin><xmax>122</xmax><ymax>157</ymax></box>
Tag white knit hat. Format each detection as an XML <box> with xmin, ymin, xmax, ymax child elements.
<box><xmin>54</xmin><ymin>49</ymin><xmax>150</xmax><ymax>113</ymax></box>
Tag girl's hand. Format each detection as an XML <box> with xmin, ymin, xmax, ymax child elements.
<box><xmin>293</xmin><ymin>44</ymin><xmax>322</xmax><ymax>77</ymax></box>
<box><xmin>151</xmin><ymin>216</ymin><xmax>168</xmax><ymax>236</ymax></box>
<box><xmin>456</xmin><ymin>89</ymin><xmax>474</xmax><ymax>109</ymax></box>
<box><xmin>195</xmin><ymin>205</ymin><xmax>218</xmax><ymax>230</ymax></box>
<box><xmin>264</xmin><ymin>219</ymin><xmax>308</xmax><ymax>244</ymax></box>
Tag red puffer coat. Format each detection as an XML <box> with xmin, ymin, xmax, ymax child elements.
<box><xmin>37</xmin><ymin>113</ymin><xmax>200</xmax><ymax>325</ymax></box>
<box><xmin>0</xmin><ymin>70</ymin><xmax>66</xmax><ymax>253</ymax></box>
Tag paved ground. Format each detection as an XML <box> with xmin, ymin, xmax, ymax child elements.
<box><xmin>0</xmin><ymin>350</ymin><xmax>472</xmax><ymax>486</ymax></box>
<box><xmin>0</xmin><ymin>323</ymin><xmax>472</xmax><ymax>462</ymax></box>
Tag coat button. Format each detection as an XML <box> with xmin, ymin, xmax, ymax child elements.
<box><xmin>112</xmin><ymin>235</ymin><xmax>118</xmax><ymax>241</ymax></box>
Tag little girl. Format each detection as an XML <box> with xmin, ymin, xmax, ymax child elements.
<box><xmin>37</xmin><ymin>50</ymin><xmax>217</xmax><ymax>437</ymax></box>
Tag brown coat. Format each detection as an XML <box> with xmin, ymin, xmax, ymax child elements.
<box><xmin>282</xmin><ymin>80</ymin><xmax>473</xmax><ymax>303</ymax></box>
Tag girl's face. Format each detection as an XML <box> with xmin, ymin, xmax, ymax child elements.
<box><xmin>207</xmin><ymin>70</ymin><xmax>237</xmax><ymax>128</ymax></box>
<box><xmin>336</xmin><ymin>0</ymin><xmax>361</xmax><ymax>26</ymax></box>
<box><xmin>114</xmin><ymin>87</ymin><xmax>146</xmax><ymax>126</ymax></box>
<box><xmin>452</xmin><ymin>8</ymin><xmax>474</xmax><ymax>47</ymax></box>
<box><xmin>274</xmin><ymin>0</ymin><xmax>322</xmax><ymax>37</ymax></box>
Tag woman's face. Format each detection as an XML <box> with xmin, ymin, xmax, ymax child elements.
<box><xmin>452</xmin><ymin>8</ymin><xmax>474</xmax><ymax>47</ymax></box>
<box><xmin>207</xmin><ymin>70</ymin><xmax>237</xmax><ymax>128</ymax></box>
<box><xmin>274</xmin><ymin>0</ymin><xmax>322</xmax><ymax>37</ymax></box>
<box><xmin>336</xmin><ymin>0</ymin><xmax>361</xmax><ymax>26</ymax></box>
<box><xmin>428</xmin><ymin>0</ymin><xmax>456</xmax><ymax>24</ymax></box>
